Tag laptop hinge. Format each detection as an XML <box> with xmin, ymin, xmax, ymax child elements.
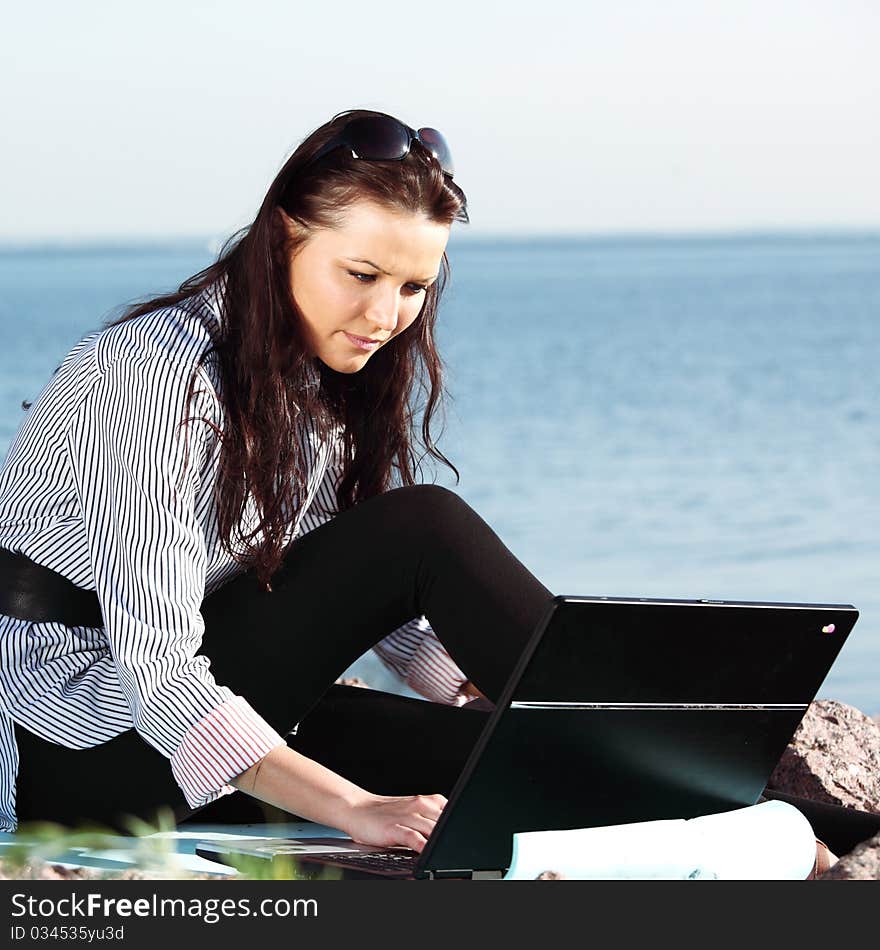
<box><xmin>472</xmin><ymin>870</ymin><xmax>504</xmax><ymax>880</ymax></box>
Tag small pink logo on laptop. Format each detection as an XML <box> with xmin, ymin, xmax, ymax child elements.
<box><xmin>821</xmin><ymin>624</ymin><xmax>836</xmax><ymax>634</ymax></box>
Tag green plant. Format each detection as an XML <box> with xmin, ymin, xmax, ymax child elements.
<box><xmin>5</xmin><ymin>807</ymin><xmax>341</xmax><ymax>880</ymax></box>
<box><xmin>207</xmin><ymin>851</ymin><xmax>342</xmax><ymax>881</ymax></box>
<box><xmin>4</xmin><ymin>820</ymin><xmax>123</xmax><ymax>874</ymax></box>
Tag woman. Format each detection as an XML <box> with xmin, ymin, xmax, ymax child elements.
<box><xmin>0</xmin><ymin>110</ymin><xmax>873</xmax><ymax>870</ymax></box>
<box><xmin>0</xmin><ymin>110</ymin><xmax>554</xmax><ymax>852</ymax></box>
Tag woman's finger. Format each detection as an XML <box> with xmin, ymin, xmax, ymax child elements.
<box><xmin>411</xmin><ymin>793</ymin><xmax>447</xmax><ymax>819</ymax></box>
<box><xmin>396</xmin><ymin>824</ymin><xmax>429</xmax><ymax>852</ymax></box>
<box><xmin>400</xmin><ymin>810</ymin><xmax>440</xmax><ymax>840</ymax></box>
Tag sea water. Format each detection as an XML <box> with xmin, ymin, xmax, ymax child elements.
<box><xmin>1</xmin><ymin>232</ymin><xmax>877</xmax><ymax>714</ymax></box>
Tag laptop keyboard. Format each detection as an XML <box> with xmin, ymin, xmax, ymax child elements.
<box><xmin>314</xmin><ymin>849</ymin><xmax>418</xmax><ymax>874</ymax></box>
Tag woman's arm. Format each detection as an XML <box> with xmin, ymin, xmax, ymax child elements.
<box><xmin>65</xmin><ymin>346</ymin><xmax>287</xmax><ymax>811</ymax></box>
<box><xmin>229</xmin><ymin>744</ymin><xmax>447</xmax><ymax>852</ymax></box>
<box><xmin>371</xmin><ymin>617</ymin><xmax>474</xmax><ymax>704</ymax></box>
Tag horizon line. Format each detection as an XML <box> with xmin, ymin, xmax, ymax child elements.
<box><xmin>1</xmin><ymin>224</ymin><xmax>879</xmax><ymax>252</ymax></box>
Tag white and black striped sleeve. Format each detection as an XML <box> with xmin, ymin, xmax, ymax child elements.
<box><xmin>372</xmin><ymin>617</ymin><xmax>471</xmax><ymax>706</ymax></box>
<box><xmin>64</xmin><ymin>349</ymin><xmax>286</xmax><ymax>809</ymax></box>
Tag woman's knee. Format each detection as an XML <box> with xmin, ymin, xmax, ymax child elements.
<box><xmin>384</xmin><ymin>485</ymin><xmax>479</xmax><ymax>536</ymax></box>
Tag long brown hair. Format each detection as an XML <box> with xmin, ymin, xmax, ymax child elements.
<box><xmin>91</xmin><ymin>110</ymin><xmax>467</xmax><ymax>591</ymax></box>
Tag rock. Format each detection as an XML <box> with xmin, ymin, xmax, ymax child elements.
<box><xmin>536</xmin><ymin>870</ymin><xmax>566</xmax><ymax>880</ymax></box>
<box><xmin>818</xmin><ymin>832</ymin><xmax>880</xmax><ymax>880</ymax></box>
<box><xmin>335</xmin><ymin>677</ymin><xmax>370</xmax><ymax>688</ymax></box>
<box><xmin>765</xmin><ymin>700</ymin><xmax>880</xmax><ymax>814</ymax></box>
<box><xmin>0</xmin><ymin>861</ymin><xmax>89</xmax><ymax>880</ymax></box>
<box><xmin>0</xmin><ymin>856</ymin><xmax>225</xmax><ymax>880</ymax></box>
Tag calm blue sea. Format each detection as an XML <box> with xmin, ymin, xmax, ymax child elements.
<box><xmin>1</xmin><ymin>233</ymin><xmax>878</xmax><ymax>714</ymax></box>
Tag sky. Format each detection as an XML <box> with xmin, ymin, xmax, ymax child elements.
<box><xmin>1</xmin><ymin>0</ymin><xmax>878</xmax><ymax>241</ymax></box>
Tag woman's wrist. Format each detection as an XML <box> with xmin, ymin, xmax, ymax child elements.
<box><xmin>461</xmin><ymin>680</ymin><xmax>486</xmax><ymax>701</ymax></box>
<box><xmin>231</xmin><ymin>744</ymin><xmax>373</xmax><ymax>832</ymax></box>
<box><xmin>331</xmin><ymin>787</ymin><xmax>379</xmax><ymax>839</ymax></box>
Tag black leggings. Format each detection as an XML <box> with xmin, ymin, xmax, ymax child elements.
<box><xmin>14</xmin><ymin>485</ymin><xmax>553</xmax><ymax>831</ymax></box>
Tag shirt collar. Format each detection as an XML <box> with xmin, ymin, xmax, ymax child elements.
<box><xmin>198</xmin><ymin>273</ymin><xmax>229</xmax><ymax>331</ymax></box>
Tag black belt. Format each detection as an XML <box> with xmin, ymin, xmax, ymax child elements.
<box><xmin>0</xmin><ymin>548</ymin><xmax>103</xmax><ymax>628</ymax></box>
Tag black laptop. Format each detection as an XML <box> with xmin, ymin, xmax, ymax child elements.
<box><xmin>195</xmin><ymin>595</ymin><xmax>858</xmax><ymax>879</ymax></box>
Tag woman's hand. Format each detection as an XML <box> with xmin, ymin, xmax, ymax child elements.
<box><xmin>341</xmin><ymin>792</ymin><xmax>448</xmax><ymax>853</ymax></box>
<box><xmin>232</xmin><ymin>745</ymin><xmax>447</xmax><ymax>852</ymax></box>
<box><xmin>462</xmin><ymin>680</ymin><xmax>487</xmax><ymax>701</ymax></box>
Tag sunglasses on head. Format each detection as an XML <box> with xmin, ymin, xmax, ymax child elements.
<box><xmin>305</xmin><ymin>115</ymin><xmax>455</xmax><ymax>179</ymax></box>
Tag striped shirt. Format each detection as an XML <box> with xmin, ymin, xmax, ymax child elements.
<box><xmin>0</xmin><ymin>276</ymin><xmax>468</xmax><ymax>832</ymax></box>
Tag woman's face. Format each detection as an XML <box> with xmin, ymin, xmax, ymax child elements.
<box><xmin>283</xmin><ymin>199</ymin><xmax>451</xmax><ymax>373</ymax></box>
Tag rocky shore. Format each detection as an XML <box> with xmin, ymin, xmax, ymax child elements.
<box><xmin>1</xmin><ymin>696</ymin><xmax>877</xmax><ymax>880</ymax></box>
<box><xmin>765</xmin><ymin>700</ymin><xmax>880</xmax><ymax>880</ymax></box>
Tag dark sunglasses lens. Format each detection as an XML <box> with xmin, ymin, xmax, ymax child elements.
<box><xmin>347</xmin><ymin>116</ymin><xmax>411</xmax><ymax>161</ymax></box>
<box><xmin>417</xmin><ymin>127</ymin><xmax>455</xmax><ymax>177</ymax></box>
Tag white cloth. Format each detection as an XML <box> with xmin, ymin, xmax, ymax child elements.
<box><xmin>502</xmin><ymin>800</ymin><xmax>818</xmax><ymax>880</ymax></box>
